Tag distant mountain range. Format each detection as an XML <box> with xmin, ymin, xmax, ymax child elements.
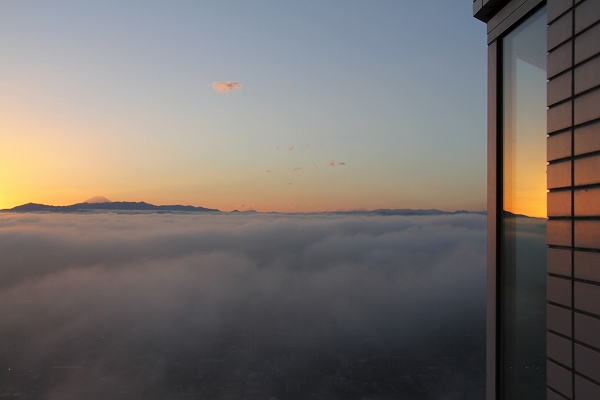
<box><xmin>1</xmin><ymin>201</ymin><xmax>220</xmax><ymax>214</ymax></box>
<box><xmin>1</xmin><ymin>201</ymin><xmax>486</xmax><ymax>216</ymax></box>
<box><xmin>334</xmin><ymin>209</ymin><xmax>486</xmax><ymax>216</ymax></box>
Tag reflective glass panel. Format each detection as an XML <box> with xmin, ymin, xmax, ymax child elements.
<box><xmin>501</xmin><ymin>6</ymin><xmax>547</xmax><ymax>400</ymax></box>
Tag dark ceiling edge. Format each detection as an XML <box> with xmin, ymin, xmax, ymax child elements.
<box><xmin>474</xmin><ymin>0</ymin><xmax>510</xmax><ymax>22</ymax></box>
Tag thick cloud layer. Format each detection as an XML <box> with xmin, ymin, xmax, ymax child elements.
<box><xmin>0</xmin><ymin>213</ymin><xmax>487</xmax><ymax>398</ymax></box>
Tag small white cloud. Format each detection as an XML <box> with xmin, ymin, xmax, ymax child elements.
<box><xmin>212</xmin><ymin>81</ymin><xmax>242</xmax><ymax>93</ymax></box>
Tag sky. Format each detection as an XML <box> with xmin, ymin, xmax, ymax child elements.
<box><xmin>0</xmin><ymin>1</ymin><xmax>487</xmax><ymax>212</ymax></box>
<box><xmin>0</xmin><ymin>212</ymin><xmax>487</xmax><ymax>397</ymax></box>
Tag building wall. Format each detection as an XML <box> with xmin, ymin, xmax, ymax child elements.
<box><xmin>546</xmin><ymin>1</ymin><xmax>600</xmax><ymax>398</ymax></box>
<box><xmin>476</xmin><ymin>0</ymin><xmax>600</xmax><ymax>399</ymax></box>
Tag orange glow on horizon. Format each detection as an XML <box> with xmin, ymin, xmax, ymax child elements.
<box><xmin>0</xmin><ymin>188</ymin><xmax>484</xmax><ymax>214</ymax></box>
<box><xmin>0</xmin><ymin>109</ymin><xmax>485</xmax><ymax>214</ymax></box>
<box><xmin>503</xmin><ymin>172</ymin><xmax>547</xmax><ymax>218</ymax></box>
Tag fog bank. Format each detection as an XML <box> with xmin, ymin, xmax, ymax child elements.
<box><xmin>0</xmin><ymin>213</ymin><xmax>486</xmax><ymax>399</ymax></box>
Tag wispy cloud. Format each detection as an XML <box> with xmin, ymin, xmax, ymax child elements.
<box><xmin>292</xmin><ymin>167</ymin><xmax>301</xmax><ymax>171</ymax></box>
<box><xmin>212</xmin><ymin>81</ymin><xmax>242</xmax><ymax>93</ymax></box>
<box><xmin>265</xmin><ymin>170</ymin><xmax>271</xmax><ymax>173</ymax></box>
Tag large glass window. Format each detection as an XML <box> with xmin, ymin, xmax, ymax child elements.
<box><xmin>500</xmin><ymin>7</ymin><xmax>547</xmax><ymax>400</ymax></box>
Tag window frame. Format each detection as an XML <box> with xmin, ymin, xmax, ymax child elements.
<box><xmin>484</xmin><ymin>1</ymin><xmax>547</xmax><ymax>399</ymax></box>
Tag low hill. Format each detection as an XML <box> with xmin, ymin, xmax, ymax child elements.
<box><xmin>332</xmin><ymin>209</ymin><xmax>486</xmax><ymax>216</ymax></box>
<box><xmin>1</xmin><ymin>203</ymin><xmax>488</xmax><ymax>216</ymax></box>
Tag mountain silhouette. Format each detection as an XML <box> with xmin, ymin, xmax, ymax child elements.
<box><xmin>2</xmin><ymin>201</ymin><xmax>219</xmax><ymax>213</ymax></box>
<box><xmin>85</xmin><ymin>195</ymin><xmax>112</xmax><ymax>203</ymax></box>
<box><xmin>1</xmin><ymin>202</ymin><xmax>488</xmax><ymax>216</ymax></box>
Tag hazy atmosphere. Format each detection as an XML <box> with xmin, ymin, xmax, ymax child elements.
<box><xmin>0</xmin><ymin>212</ymin><xmax>486</xmax><ymax>399</ymax></box>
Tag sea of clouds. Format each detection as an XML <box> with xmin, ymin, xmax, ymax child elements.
<box><xmin>0</xmin><ymin>212</ymin><xmax>487</xmax><ymax>398</ymax></box>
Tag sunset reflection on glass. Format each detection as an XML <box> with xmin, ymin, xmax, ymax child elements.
<box><xmin>500</xmin><ymin>7</ymin><xmax>547</xmax><ymax>400</ymax></box>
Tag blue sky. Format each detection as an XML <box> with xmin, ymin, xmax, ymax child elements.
<box><xmin>0</xmin><ymin>1</ymin><xmax>487</xmax><ymax>212</ymax></box>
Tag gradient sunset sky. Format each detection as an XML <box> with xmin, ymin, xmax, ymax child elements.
<box><xmin>0</xmin><ymin>1</ymin><xmax>487</xmax><ymax>213</ymax></box>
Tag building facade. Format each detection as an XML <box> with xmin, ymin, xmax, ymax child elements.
<box><xmin>474</xmin><ymin>0</ymin><xmax>600</xmax><ymax>399</ymax></box>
